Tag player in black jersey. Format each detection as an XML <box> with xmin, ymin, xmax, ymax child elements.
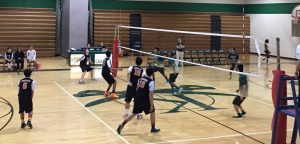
<box><xmin>5</xmin><ymin>47</ymin><xmax>14</xmax><ymax>71</ymax></box>
<box><xmin>18</xmin><ymin>69</ymin><xmax>35</xmax><ymax>129</ymax></box>
<box><xmin>77</xmin><ymin>49</ymin><xmax>96</xmax><ymax>84</ymax></box>
<box><xmin>124</xmin><ymin>57</ymin><xmax>144</xmax><ymax>119</ymax></box>
<box><xmin>117</xmin><ymin>67</ymin><xmax>160</xmax><ymax>134</ymax></box>
<box><xmin>102</xmin><ymin>51</ymin><xmax>118</xmax><ymax>98</ymax></box>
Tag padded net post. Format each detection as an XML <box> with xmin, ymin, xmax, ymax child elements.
<box><xmin>112</xmin><ymin>39</ymin><xmax>119</xmax><ymax>77</ymax></box>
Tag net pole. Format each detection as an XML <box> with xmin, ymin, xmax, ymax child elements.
<box><xmin>276</xmin><ymin>37</ymin><xmax>280</xmax><ymax>70</ymax></box>
<box><xmin>112</xmin><ymin>26</ymin><xmax>119</xmax><ymax>77</ymax></box>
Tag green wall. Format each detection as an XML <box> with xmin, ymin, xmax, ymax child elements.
<box><xmin>0</xmin><ymin>0</ymin><xmax>56</xmax><ymax>8</ymax></box>
<box><xmin>92</xmin><ymin>0</ymin><xmax>243</xmax><ymax>13</ymax></box>
<box><xmin>245</xmin><ymin>3</ymin><xmax>299</xmax><ymax>14</ymax></box>
<box><xmin>92</xmin><ymin>0</ymin><xmax>299</xmax><ymax>14</ymax></box>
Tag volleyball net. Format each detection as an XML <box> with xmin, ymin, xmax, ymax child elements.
<box><xmin>112</xmin><ymin>25</ymin><xmax>276</xmax><ymax>79</ymax></box>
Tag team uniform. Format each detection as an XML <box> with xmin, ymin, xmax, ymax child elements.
<box><xmin>153</xmin><ymin>52</ymin><xmax>165</xmax><ymax>75</ymax></box>
<box><xmin>228</xmin><ymin>52</ymin><xmax>239</xmax><ymax>70</ymax></box>
<box><xmin>168</xmin><ymin>59</ymin><xmax>179</xmax><ymax>84</ymax></box>
<box><xmin>125</xmin><ymin>66</ymin><xmax>143</xmax><ymax>103</ymax></box>
<box><xmin>18</xmin><ymin>77</ymin><xmax>35</xmax><ymax>113</ymax></box>
<box><xmin>264</xmin><ymin>44</ymin><xmax>271</xmax><ymax>59</ymax></box>
<box><xmin>133</xmin><ymin>76</ymin><xmax>155</xmax><ymax>114</ymax></box>
<box><xmin>102</xmin><ymin>57</ymin><xmax>115</xmax><ymax>84</ymax></box>
<box><xmin>232</xmin><ymin>74</ymin><xmax>248</xmax><ymax>106</ymax></box>
<box><xmin>79</xmin><ymin>54</ymin><xmax>93</xmax><ymax>72</ymax></box>
<box><xmin>176</xmin><ymin>42</ymin><xmax>184</xmax><ymax>66</ymax></box>
<box><xmin>5</xmin><ymin>52</ymin><xmax>13</xmax><ymax>64</ymax></box>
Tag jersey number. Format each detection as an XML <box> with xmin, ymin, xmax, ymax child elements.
<box><xmin>22</xmin><ymin>83</ymin><xmax>28</xmax><ymax>90</ymax></box>
<box><xmin>137</xmin><ymin>80</ymin><xmax>146</xmax><ymax>89</ymax></box>
<box><xmin>134</xmin><ymin>69</ymin><xmax>142</xmax><ymax>77</ymax></box>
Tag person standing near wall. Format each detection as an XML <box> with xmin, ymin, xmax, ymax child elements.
<box><xmin>263</xmin><ymin>39</ymin><xmax>271</xmax><ymax>63</ymax></box>
<box><xmin>295</xmin><ymin>43</ymin><xmax>300</xmax><ymax>77</ymax></box>
<box><xmin>176</xmin><ymin>38</ymin><xmax>185</xmax><ymax>67</ymax></box>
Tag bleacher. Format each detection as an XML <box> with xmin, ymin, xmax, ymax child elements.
<box><xmin>93</xmin><ymin>10</ymin><xmax>250</xmax><ymax>55</ymax></box>
<box><xmin>0</xmin><ymin>8</ymin><xmax>56</xmax><ymax>58</ymax></box>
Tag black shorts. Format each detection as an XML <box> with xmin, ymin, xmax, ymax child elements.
<box><xmin>232</xmin><ymin>96</ymin><xmax>246</xmax><ymax>106</ymax></box>
<box><xmin>265</xmin><ymin>50</ymin><xmax>270</xmax><ymax>58</ymax></box>
<box><xmin>125</xmin><ymin>85</ymin><xmax>137</xmax><ymax>103</ymax></box>
<box><xmin>153</xmin><ymin>66</ymin><xmax>165</xmax><ymax>75</ymax></box>
<box><xmin>169</xmin><ymin>73</ymin><xmax>178</xmax><ymax>83</ymax></box>
<box><xmin>18</xmin><ymin>98</ymin><xmax>33</xmax><ymax>113</ymax></box>
<box><xmin>102</xmin><ymin>74</ymin><xmax>115</xmax><ymax>84</ymax></box>
<box><xmin>80</xmin><ymin>65</ymin><xmax>93</xmax><ymax>72</ymax></box>
<box><xmin>133</xmin><ymin>102</ymin><xmax>155</xmax><ymax>115</ymax></box>
<box><xmin>230</xmin><ymin>63</ymin><xmax>237</xmax><ymax>70</ymax></box>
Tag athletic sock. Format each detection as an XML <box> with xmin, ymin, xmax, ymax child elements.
<box><xmin>151</xmin><ymin>123</ymin><xmax>155</xmax><ymax>129</ymax></box>
<box><xmin>125</xmin><ymin>109</ymin><xmax>129</xmax><ymax>115</ymax></box>
<box><xmin>122</xmin><ymin>121</ymin><xmax>127</xmax><ymax>126</ymax></box>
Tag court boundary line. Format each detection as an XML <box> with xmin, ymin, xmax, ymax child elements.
<box><xmin>53</xmin><ymin>81</ymin><xmax>130</xmax><ymax>144</ymax></box>
<box><xmin>147</xmin><ymin>129</ymin><xmax>292</xmax><ymax>144</ymax></box>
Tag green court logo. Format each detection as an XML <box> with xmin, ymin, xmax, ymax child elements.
<box><xmin>74</xmin><ymin>85</ymin><xmax>237</xmax><ymax>114</ymax></box>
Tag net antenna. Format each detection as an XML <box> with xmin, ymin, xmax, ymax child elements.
<box><xmin>117</xmin><ymin>25</ymin><xmax>267</xmax><ymax>77</ymax></box>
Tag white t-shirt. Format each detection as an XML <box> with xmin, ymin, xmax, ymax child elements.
<box><xmin>128</xmin><ymin>66</ymin><xmax>133</xmax><ymax>73</ymax></box>
<box><xmin>106</xmin><ymin>59</ymin><xmax>112</xmax><ymax>68</ymax></box>
<box><xmin>149</xmin><ymin>80</ymin><xmax>154</xmax><ymax>92</ymax></box>
<box><xmin>27</xmin><ymin>49</ymin><xmax>36</xmax><ymax>60</ymax></box>
<box><xmin>296</xmin><ymin>44</ymin><xmax>300</xmax><ymax>60</ymax></box>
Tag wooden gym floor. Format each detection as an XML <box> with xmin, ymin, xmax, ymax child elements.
<box><xmin>0</xmin><ymin>55</ymin><xmax>298</xmax><ymax>144</ymax></box>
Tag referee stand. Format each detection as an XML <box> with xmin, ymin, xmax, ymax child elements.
<box><xmin>271</xmin><ymin>38</ymin><xmax>300</xmax><ymax>144</ymax></box>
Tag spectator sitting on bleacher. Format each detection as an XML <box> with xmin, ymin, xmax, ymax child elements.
<box><xmin>15</xmin><ymin>46</ymin><xmax>25</xmax><ymax>71</ymax></box>
<box><xmin>100</xmin><ymin>42</ymin><xmax>108</xmax><ymax>52</ymax></box>
<box><xmin>5</xmin><ymin>47</ymin><xmax>14</xmax><ymax>71</ymax></box>
<box><xmin>27</xmin><ymin>46</ymin><xmax>37</xmax><ymax>70</ymax></box>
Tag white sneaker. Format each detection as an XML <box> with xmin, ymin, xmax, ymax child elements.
<box><xmin>178</xmin><ymin>88</ymin><xmax>183</xmax><ymax>93</ymax></box>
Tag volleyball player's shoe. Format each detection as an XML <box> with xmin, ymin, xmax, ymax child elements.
<box><xmin>117</xmin><ymin>124</ymin><xmax>124</xmax><ymax>134</ymax></box>
<box><xmin>104</xmin><ymin>91</ymin><xmax>110</xmax><ymax>97</ymax></box>
<box><xmin>151</xmin><ymin>128</ymin><xmax>160</xmax><ymax>133</ymax></box>
<box><xmin>27</xmin><ymin>121</ymin><xmax>33</xmax><ymax>129</ymax></box>
<box><xmin>232</xmin><ymin>114</ymin><xmax>242</xmax><ymax>119</ymax></box>
<box><xmin>241</xmin><ymin>111</ymin><xmax>247</xmax><ymax>116</ymax></box>
<box><xmin>177</xmin><ymin>87</ymin><xmax>183</xmax><ymax>94</ymax></box>
<box><xmin>21</xmin><ymin>122</ymin><xmax>26</xmax><ymax>129</ymax></box>
<box><xmin>111</xmin><ymin>93</ymin><xmax>118</xmax><ymax>98</ymax></box>
<box><xmin>79</xmin><ymin>80</ymin><xmax>85</xmax><ymax>84</ymax></box>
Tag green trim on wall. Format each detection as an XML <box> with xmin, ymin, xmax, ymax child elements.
<box><xmin>0</xmin><ymin>0</ymin><xmax>56</xmax><ymax>8</ymax></box>
<box><xmin>245</xmin><ymin>3</ymin><xmax>299</xmax><ymax>14</ymax></box>
<box><xmin>92</xmin><ymin>0</ymin><xmax>243</xmax><ymax>13</ymax></box>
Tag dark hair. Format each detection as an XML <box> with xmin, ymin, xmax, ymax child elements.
<box><xmin>146</xmin><ymin>66</ymin><xmax>154</xmax><ymax>76</ymax></box>
<box><xmin>237</xmin><ymin>64</ymin><xmax>244</xmax><ymax>72</ymax></box>
<box><xmin>169</xmin><ymin>51</ymin><xmax>175</xmax><ymax>57</ymax></box>
<box><xmin>135</xmin><ymin>57</ymin><xmax>143</xmax><ymax>66</ymax></box>
<box><xmin>24</xmin><ymin>69</ymin><xmax>32</xmax><ymax>77</ymax></box>
<box><xmin>265</xmin><ymin>39</ymin><xmax>269</xmax><ymax>43</ymax></box>
<box><xmin>7</xmin><ymin>47</ymin><xmax>11</xmax><ymax>50</ymax></box>
<box><xmin>106</xmin><ymin>51</ymin><xmax>111</xmax><ymax>57</ymax></box>
<box><xmin>155</xmin><ymin>47</ymin><xmax>160</xmax><ymax>51</ymax></box>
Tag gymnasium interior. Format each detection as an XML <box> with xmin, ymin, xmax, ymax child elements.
<box><xmin>0</xmin><ymin>0</ymin><xmax>300</xmax><ymax>144</ymax></box>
